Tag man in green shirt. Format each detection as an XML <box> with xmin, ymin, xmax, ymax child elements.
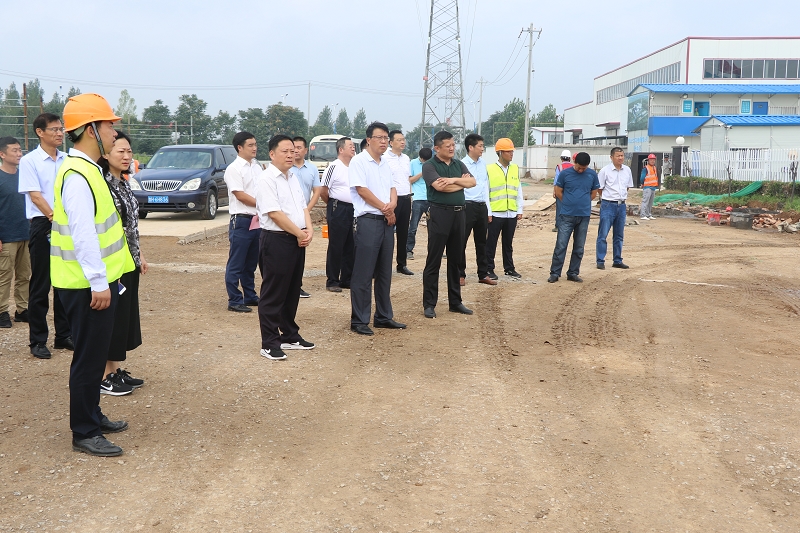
<box><xmin>421</xmin><ymin>131</ymin><xmax>476</xmax><ymax>318</ymax></box>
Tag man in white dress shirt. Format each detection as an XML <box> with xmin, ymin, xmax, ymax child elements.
<box><xmin>383</xmin><ymin>130</ymin><xmax>413</xmax><ymax>275</ymax></box>
<box><xmin>255</xmin><ymin>135</ymin><xmax>315</xmax><ymax>360</ymax></box>
<box><xmin>321</xmin><ymin>136</ymin><xmax>356</xmax><ymax>292</ymax></box>
<box><xmin>223</xmin><ymin>131</ymin><xmax>262</xmax><ymax>313</ymax></box>
<box><xmin>596</xmin><ymin>146</ymin><xmax>633</xmax><ymax>270</ymax></box>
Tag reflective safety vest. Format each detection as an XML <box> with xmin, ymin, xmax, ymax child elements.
<box><xmin>50</xmin><ymin>155</ymin><xmax>135</xmax><ymax>289</ymax></box>
<box><xmin>488</xmin><ymin>163</ymin><xmax>520</xmax><ymax>213</ymax></box>
<box><xmin>643</xmin><ymin>164</ymin><xmax>659</xmax><ymax>188</ymax></box>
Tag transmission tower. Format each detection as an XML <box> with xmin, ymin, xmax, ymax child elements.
<box><xmin>419</xmin><ymin>0</ymin><xmax>466</xmax><ymax>152</ymax></box>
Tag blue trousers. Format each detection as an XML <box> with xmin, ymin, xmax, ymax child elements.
<box><xmin>225</xmin><ymin>215</ymin><xmax>260</xmax><ymax>306</ymax></box>
<box><xmin>406</xmin><ymin>199</ymin><xmax>429</xmax><ymax>254</ymax></box>
<box><xmin>550</xmin><ymin>215</ymin><xmax>590</xmax><ymax>278</ymax></box>
<box><xmin>596</xmin><ymin>200</ymin><xmax>626</xmax><ymax>265</ymax></box>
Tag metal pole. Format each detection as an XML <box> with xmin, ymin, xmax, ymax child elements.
<box><xmin>22</xmin><ymin>83</ymin><xmax>29</xmax><ymax>152</ymax></box>
<box><xmin>307</xmin><ymin>82</ymin><xmax>311</xmax><ymax>135</ymax></box>
<box><xmin>522</xmin><ymin>24</ymin><xmax>534</xmax><ymax>170</ymax></box>
<box><xmin>477</xmin><ymin>77</ymin><xmax>486</xmax><ymax>135</ymax></box>
<box><xmin>190</xmin><ymin>115</ymin><xmax>194</xmax><ymax>144</ymax></box>
<box><xmin>420</xmin><ymin>0</ymin><xmax>434</xmax><ymax>147</ymax></box>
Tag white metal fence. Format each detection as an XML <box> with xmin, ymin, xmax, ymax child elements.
<box><xmin>681</xmin><ymin>149</ymin><xmax>800</xmax><ymax>182</ymax></box>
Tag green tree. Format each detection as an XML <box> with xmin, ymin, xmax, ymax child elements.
<box><xmin>238</xmin><ymin>108</ymin><xmax>270</xmax><ymax>147</ymax></box>
<box><xmin>352</xmin><ymin>108</ymin><xmax>367</xmax><ymax>138</ymax></box>
<box><xmin>309</xmin><ymin>106</ymin><xmax>334</xmax><ymax>137</ymax></box>
<box><xmin>386</xmin><ymin>122</ymin><xmax>403</xmax><ymax>133</ymax></box>
<box><xmin>265</xmin><ymin>104</ymin><xmax>307</xmax><ymax>139</ymax></box>
<box><xmin>480</xmin><ymin>97</ymin><xmax>525</xmax><ymax>145</ymax></box>
<box><xmin>174</xmin><ymin>94</ymin><xmax>212</xmax><ymax>144</ymax></box>
<box><xmin>334</xmin><ymin>108</ymin><xmax>351</xmax><ymax>136</ymax></box>
<box><xmin>115</xmin><ymin>89</ymin><xmax>137</xmax><ymax>122</ymax></box>
<box><xmin>534</xmin><ymin>103</ymin><xmax>561</xmax><ymax>127</ymax></box>
<box><xmin>210</xmin><ymin>111</ymin><xmax>237</xmax><ymax>145</ymax></box>
<box><xmin>137</xmin><ymin>99</ymin><xmax>173</xmax><ymax>154</ymax></box>
<box><xmin>0</xmin><ymin>82</ymin><xmax>22</xmax><ymax>137</ymax></box>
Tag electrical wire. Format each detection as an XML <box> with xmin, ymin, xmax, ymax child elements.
<box><xmin>463</xmin><ymin>0</ymin><xmax>479</xmax><ymax>79</ymax></box>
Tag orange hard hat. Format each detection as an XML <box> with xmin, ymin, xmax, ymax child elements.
<box><xmin>495</xmin><ymin>138</ymin><xmax>515</xmax><ymax>151</ymax></box>
<box><xmin>63</xmin><ymin>93</ymin><xmax>120</xmax><ymax>132</ymax></box>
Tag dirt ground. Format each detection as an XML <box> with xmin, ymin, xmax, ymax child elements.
<box><xmin>2</xmin><ymin>183</ymin><xmax>800</xmax><ymax>532</ymax></box>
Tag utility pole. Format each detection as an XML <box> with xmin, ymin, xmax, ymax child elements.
<box><xmin>307</xmin><ymin>82</ymin><xmax>311</xmax><ymax>135</ymax></box>
<box><xmin>22</xmin><ymin>83</ymin><xmax>29</xmax><ymax>152</ymax></box>
<box><xmin>521</xmin><ymin>24</ymin><xmax>541</xmax><ymax>171</ymax></box>
<box><xmin>190</xmin><ymin>115</ymin><xmax>194</xmax><ymax>144</ymax></box>
<box><xmin>477</xmin><ymin>77</ymin><xmax>488</xmax><ymax>135</ymax></box>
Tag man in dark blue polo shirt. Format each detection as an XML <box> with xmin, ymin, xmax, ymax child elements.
<box><xmin>548</xmin><ymin>152</ymin><xmax>600</xmax><ymax>283</ymax></box>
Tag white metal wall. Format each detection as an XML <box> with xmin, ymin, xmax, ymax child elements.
<box><xmin>683</xmin><ymin>148</ymin><xmax>800</xmax><ymax>181</ymax></box>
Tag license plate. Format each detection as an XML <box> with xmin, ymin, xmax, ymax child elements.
<box><xmin>148</xmin><ymin>196</ymin><xmax>169</xmax><ymax>203</ymax></box>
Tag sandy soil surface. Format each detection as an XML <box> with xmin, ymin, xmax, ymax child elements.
<box><xmin>2</xmin><ymin>183</ymin><xmax>799</xmax><ymax>532</ymax></box>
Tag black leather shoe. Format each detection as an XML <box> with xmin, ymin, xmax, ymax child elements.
<box><xmin>504</xmin><ymin>270</ymin><xmax>522</xmax><ymax>279</ymax></box>
<box><xmin>487</xmin><ymin>271</ymin><xmax>498</xmax><ymax>281</ymax></box>
<box><xmin>54</xmin><ymin>337</ymin><xmax>74</xmax><ymax>350</ymax></box>
<box><xmin>228</xmin><ymin>304</ymin><xmax>252</xmax><ymax>313</ymax></box>
<box><xmin>449</xmin><ymin>303</ymin><xmax>473</xmax><ymax>315</ymax></box>
<box><xmin>596</xmin><ymin>263</ymin><xmax>605</xmax><ymax>270</ymax></box>
<box><xmin>547</xmin><ymin>275</ymin><xmax>559</xmax><ymax>283</ymax></box>
<box><xmin>567</xmin><ymin>275</ymin><xmax>583</xmax><ymax>283</ymax></box>
<box><xmin>14</xmin><ymin>309</ymin><xmax>28</xmax><ymax>322</ymax></box>
<box><xmin>374</xmin><ymin>319</ymin><xmax>407</xmax><ymax>329</ymax></box>
<box><xmin>612</xmin><ymin>262</ymin><xmax>630</xmax><ymax>269</ymax></box>
<box><xmin>350</xmin><ymin>324</ymin><xmax>374</xmax><ymax>336</ymax></box>
<box><xmin>424</xmin><ymin>307</ymin><xmax>436</xmax><ymax>319</ymax></box>
<box><xmin>243</xmin><ymin>300</ymin><xmax>259</xmax><ymax>306</ymax></box>
<box><xmin>396</xmin><ymin>266</ymin><xmax>414</xmax><ymax>275</ymax></box>
<box><xmin>31</xmin><ymin>342</ymin><xmax>51</xmax><ymax>359</ymax></box>
<box><xmin>99</xmin><ymin>415</ymin><xmax>128</xmax><ymax>434</ymax></box>
<box><xmin>72</xmin><ymin>435</ymin><xmax>123</xmax><ymax>457</ymax></box>
<box><xmin>326</xmin><ymin>286</ymin><xmax>342</xmax><ymax>293</ymax></box>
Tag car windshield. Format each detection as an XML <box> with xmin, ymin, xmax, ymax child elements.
<box><xmin>309</xmin><ymin>141</ymin><xmax>338</xmax><ymax>162</ymax></box>
<box><xmin>147</xmin><ymin>150</ymin><xmax>213</xmax><ymax>169</ymax></box>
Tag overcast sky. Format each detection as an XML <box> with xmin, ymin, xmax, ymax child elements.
<box><xmin>1</xmin><ymin>0</ymin><xmax>794</xmax><ymax>133</ymax></box>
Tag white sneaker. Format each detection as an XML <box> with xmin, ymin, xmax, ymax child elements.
<box><xmin>639</xmin><ymin>216</ymin><xmax>648</xmax><ymax>220</ymax></box>
<box><xmin>260</xmin><ymin>348</ymin><xmax>287</xmax><ymax>360</ymax></box>
<box><xmin>648</xmin><ymin>216</ymin><xmax>656</xmax><ymax>220</ymax></box>
<box><xmin>280</xmin><ymin>339</ymin><xmax>315</xmax><ymax>350</ymax></box>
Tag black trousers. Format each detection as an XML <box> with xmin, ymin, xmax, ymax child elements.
<box><xmin>423</xmin><ymin>205</ymin><xmax>465</xmax><ymax>309</ymax></box>
<box><xmin>57</xmin><ymin>285</ymin><xmax>118</xmax><ymax>440</ymax></box>
<box><xmin>350</xmin><ymin>215</ymin><xmax>394</xmax><ymax>326</ymax></box>
<box><xmin>486</xmin><ymin>216</ymin><xmax>518</xmax><ymax>273</ymax></box>
<box><xmin>394</xmin><ymin>195</ymin><xmax>412</xmax><ymax>268</ymax></box>
<box><xmin>258</xmin><ymin>231</ymin><xmax>305</xmax><ymax>350</ymax></box>
<box><xmin>28</xmin><ymin>217</ymin><xmax>71</xmax><ymax>345</ymax></box>
<box><xmin>108</xmin><ymin>268</ymin><xmax>142</xmax><ymax>362</ymax></box>
<box><xmin>325</xmin><ymin>199</ymin><xmax>355</xmax><ymax>288</ymax></box>
<box><xmin>458</xmin><ymin>201</ymin><xmax>489</xmax><ymax>280</ymax></box>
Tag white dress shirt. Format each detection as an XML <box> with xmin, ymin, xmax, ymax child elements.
<box><xmin>349</xmin><ymin>150</ymin><xmax>394</xmax><ymax>217</ymax></box>
<box><xmin>382</xmin><ymin>150</ymin><xmax>411</xmax><ymax>196</ymax></box>
<box><xmin>256</xmin><ymin>164</ymin><xmax>307</xmax><ymax>231</ymax></box>
<box><xmin>62</xmin><ymin>149</ymin><xmax>111</xmax><ymax>292</ymax></box>
<box><xmin>224</xmin><ymin>156</ymin><xmax>261</xmax><ymax>215</ymax></box>
<box><xmin>18</xmin><ymin>145</ymin><xmax>65</xmax><ymax>218</ymax></box>
<box><xmin>321</xmin><ymin>159</ymin><xmax>351</xmax><ymax>203</ymax></box>
<box><xmin>597</xmin><ymin>163</ymin><xmax>634</xmax><ymax>201</ymax></box>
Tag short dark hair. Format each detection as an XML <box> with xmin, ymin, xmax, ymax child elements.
<box><xmin>464</xmin><ymin>133</ymin><xmax>484</xmax><ymax>150</ymax></box>
<box><xmin>114</xmin><ymin>130</ymin><xmax>132</xmax><ymax>146</ymax></box>
<box><xmin>433</xmin><ymin>130</ymin><xmax>453</xmax><ymax>147</ymax></box>
<box><xmin>575</xmin><ymin>152</ymin><xmax>591</xmax><ymax>166</ymax></box>
<box><xmin>33</xmin><ymin>113</ymin><xmax>61</xmax><ymax>139</ymax></box>
<box><xmin>269</xmin><ymin>134</ymin><xmax>294</xmax><ymax>152</ymax></box>
<box><xmin>0</xmin><ymin>136</ymin><xmax>20</xmax><ymax>153</ymax></box>
<box><xmin>560</xmin><ymin>156</ymin><xmax>570</xmax><ymax>161</ymax></box>
<box><xmin>418</xmin><ymin>147</ymin><xmax>432</xmax><ymax>161</ymax></box>
<box><xmin>232</xmin><ymin>131</ymin><xmax>256</xmax><ymax>154</ymax></box>
<box><xmin>610</xmin><ymin>146</ymin><xmax>624</xmax><ymax>156</ymax></box>
<box><xmin>388</xmin><ymin>130</ymin><xmax>403</xmax><ymax>142</ymax></box>
<box><xmin>336</xmin><ymin>137</ymin><xmax>352</xmax><ymax>153</ymax></box>
<box><xmin>366</xmin><ymin>122</ymin><xmax>388</xmax><ymax>138</ymax></box>
<box><xmin>360</xmin><ymin>139</ymin><xmax>367</xmax><ymax>150</ymax></box>
<box><xmin>292</xmin><ymin>136</ymin><xmax>307</xmax><ymax>148</ymax></box>
<box><xmin>96</xmin><ymin>130</ymin><xmax>134</xmax><ymax>176</ymax></box>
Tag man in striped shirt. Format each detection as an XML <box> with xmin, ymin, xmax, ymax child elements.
<box><xmin>321</xmin><ymin>137</ymin><xmax>356</xmax><ymax>292</ymax></box>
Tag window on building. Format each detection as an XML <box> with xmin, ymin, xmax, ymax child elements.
<box><xmin>732</xmin><ymin>60</ymin><xmax>742</xmax><ymax>79</ymax></box>
<box><xmin>765</xmin><ymin>60</ymin><xmax>776</xmax><ymax>78</ymax></box>
<box><xmin>723</xmin><ymin>60</ymin><xmax>733</xmax><ymax>78</ymax></box>
<box><xmin>704</xmin><ymin>60</ymin><xmax>714</xmax><ymax>79</ymax></box>
<box><xmin>713</xmin><ymin>60</ymin><xmax>723</xmax><ymax>78</ymax></box>
<box><xmin>742</xmin><ymin>60</ymin><xmax>753</xmax><ymax>78</ymax></box>
<box><xmin>789</xmin><ymin>60</ymin><xmax>800</xmax><ymax>79</ymax></box>
<box><xmin>776</xmin><ymin>60</ymin><xmax>787</xmax><ymax>78</ymax></box>
<box><xmin>753</xmin><ymin>60</ymin><xmax>764</xmax><ymax>78</ymax></box>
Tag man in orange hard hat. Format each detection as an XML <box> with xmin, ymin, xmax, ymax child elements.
<box><xmin>486</xmin><ymin>138</ymin><xmax>524</xmax><ymax>279</ymax></box>
<box><xmin>54</xmin><ymin>94</ymin><xmax>136</xmax><ymax>457</ymax></box>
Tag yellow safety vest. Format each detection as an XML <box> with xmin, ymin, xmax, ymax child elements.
<box><xmin>50</xmin><ymin>155</ymin><xmax>135</xmax><ymax>289</ymax></box>
<box><xmin>488</xmin><ymin>163</ymin><xmax>520</xmax><ymax>212</ymax></box>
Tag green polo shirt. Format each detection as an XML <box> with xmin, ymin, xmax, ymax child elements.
<box><xmin>422</xmin><ymin>155</ymin><xmax>471</xmax><ymax>206</ymax></box>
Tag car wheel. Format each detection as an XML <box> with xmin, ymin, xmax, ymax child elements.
<box><xmin>138</xmin><ymin>210</ymin><xmax>148</xmax><ymax>219</ymax></box>
<box><xmin>201</xmin><ymin>189</ymin><xmax>218</xmax><ymax>220</ymax></box>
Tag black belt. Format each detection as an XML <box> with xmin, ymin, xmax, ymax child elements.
<box><xmin>263</xmin><ymin>229</ymin><xmax>304</xmax><ymax>235</ymax></box>
<box><xmin>331</xmin><ymin>199</ymin><xmax>353</xmax><ymax>206</ymax></box>
<box><xmin>465</xmin><ymin>200</ymin><xmax>486</xmax><ymax>205</ymax></box>
<box><xmin>397</xmin><ymin>194</ymin><xmax>412</xmax><ymax>198</ymax></box>
<box><xmin>601</xmin><ymin>199</ymin><xmax>625</xmax><ymax>205</ymax></box>
<box><xmin>231</xmin><ymin>213</ymin><xmax>255</xmax><ymax>219</ymax></box>
<box><xmin>359</xmin><ymin>213</ymin><xmax>385</xmax><ymax>220</ymax></box>
<box><xmin>430</xmin><ymin>203</ymin><xmax>465</xmax><ymax>212</ymax></box>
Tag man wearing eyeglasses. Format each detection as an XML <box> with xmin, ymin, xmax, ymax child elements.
<box><xmin>18</xmin><ymin>113</ymin><xmax>73</xmax><ymax>359</ymax></box>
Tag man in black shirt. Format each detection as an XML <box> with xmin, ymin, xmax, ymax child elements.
<box><xmin>421</xmin><ymin>131</ymin><xmax>476</xmax><ymax>318</ymax></box>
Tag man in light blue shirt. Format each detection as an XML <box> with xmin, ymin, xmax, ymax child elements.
<box><xmin>458</xmin><ymin>134</ymin><xmax>495</xmax><ymax>285</ymax></box>
<box><xmin>292</xmin><ymin>136</ymin><xmax>321</xmax><ymax>298</ymax></box>
<box><xmin>406</xmin><ymin>147</ymin><xmax>431</xmax><ymax>260</ymax></box>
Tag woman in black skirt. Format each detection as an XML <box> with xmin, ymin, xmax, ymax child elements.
<box><xmin>98</xmin><ymin>131</ymin><xmax>146</xmax><ymax>396</ymax></box>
